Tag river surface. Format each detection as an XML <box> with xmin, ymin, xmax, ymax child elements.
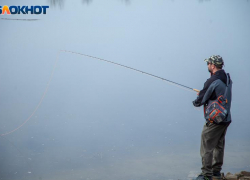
<box><xmin>0</xmin><ymin>0</ymin><xmax>250</xmax><ymax>179</ymax></box>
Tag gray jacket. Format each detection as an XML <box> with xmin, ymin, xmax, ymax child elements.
<box><xmin>193</xmin><ymin>70</ymin><xmax>232</xmax><ymax>124</ymax></box>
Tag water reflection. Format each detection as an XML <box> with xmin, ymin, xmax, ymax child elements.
<box><xmin>48</xmin><ymin>0</ymin><xmax>130</xmax><ymax>7</ymax></box>
<box><xmin>121</xmin><ymin>0</ymin><xmax>131</xmax><ymax>5</ymax></box>
<box><xmin>48</xmin><ymin>0</ymin><xmax>93</xmax><ymax>8</ymax></box>
<box><xmin>49</xmin><ymin>0</ymin><xmax>250</xmax><ymax>8</ymax></box>
<box><xmin>198</xmin><ymin>0</ymin><xmax>211</xmax><ymax>2</ymax></box>
<box><xmin>49</xmin><ymin>0</ymin><xmax>64</xmax><ymax>8</ymax></box>
<box><xmin>82</xmin><ymin>0</ymin><xmax>93</xmax><ymax>5</ymax></box>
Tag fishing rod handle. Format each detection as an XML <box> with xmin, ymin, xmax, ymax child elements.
<box><xmin>193</xmin><ymin>89</ymin><xmax>200</xmax><ymax>93</ymax></box>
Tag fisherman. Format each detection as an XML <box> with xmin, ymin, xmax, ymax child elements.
<box><xmin>192</xmin><ymin>55</ymin><xmax>232</xmax><ymax>180</ymax></box>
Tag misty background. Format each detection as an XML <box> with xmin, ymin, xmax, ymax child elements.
<box><xmin>0</xmin><ymin>0</ymin><xmax>250</xmax><ymax>179</ymax></box>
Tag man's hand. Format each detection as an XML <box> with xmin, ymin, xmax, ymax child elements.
<box><xmin>193</xmin><ymin>100</ymin><xmax>201</xmax><ymax>107</ymax></box>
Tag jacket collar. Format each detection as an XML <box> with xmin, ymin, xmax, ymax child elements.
<box><xmin>212</xmin><ymin>69</ymin><xmax>225</xmax><ymax>76</ymax></box>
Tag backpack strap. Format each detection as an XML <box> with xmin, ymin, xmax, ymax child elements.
<box><xmin>224</xmin><ymin>73</ymin><xmax>230</xmax><ymax>97</ymax></box>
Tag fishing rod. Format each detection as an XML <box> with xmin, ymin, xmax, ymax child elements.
<box><xmin>61</xmin><ymin>50</ymin><xmax>200</xmax><ymax>93</ymax></box>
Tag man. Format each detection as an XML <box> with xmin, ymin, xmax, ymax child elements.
<box><xmin>193</xmin><ymin>55</ymin><xmax>232</xmax><ymax>180</ymax></box>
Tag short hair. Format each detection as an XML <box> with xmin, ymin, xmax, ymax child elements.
<box><xmin>215</xmin><ymin>64</ymin><xmax>223</xmax><ymax>69</ymax></box>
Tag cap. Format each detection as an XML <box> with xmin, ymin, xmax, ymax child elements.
<box><xmin>204</xmin><ymin>55</ymin><xmax>224</xmax><ymax>66</ymax></box>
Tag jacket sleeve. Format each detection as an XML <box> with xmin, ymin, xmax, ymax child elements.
<box><xmin>192</xmin><ymin>78</ymin><xmax>216</xmax><ymax>107</ymax></box>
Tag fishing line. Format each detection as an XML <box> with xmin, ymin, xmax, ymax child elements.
<box><xmin>1</xmin><ymin>51</ymin><xmax>60</xmax><ymax>136</ymax></box>
<box><xmin>1</xmin><ymin>50</ymin><xmax>199</xmax><ymax>136</ymax></box>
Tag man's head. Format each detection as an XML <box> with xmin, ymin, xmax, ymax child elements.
<box><xmin>204</xmin><ymin>55</ymin><xmax>224</xmax><ymax>74</ymax></box>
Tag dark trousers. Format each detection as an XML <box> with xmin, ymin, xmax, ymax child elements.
<box><xmin>200</xmin><ymin>122</ymin><xmax>229</xmax><ymax>176</ymax></box>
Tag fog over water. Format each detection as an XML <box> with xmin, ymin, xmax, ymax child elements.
<box><xmin>0</xmin><ymin>0</ymin><xmax>250</xmax><ymax>179</ymax></box>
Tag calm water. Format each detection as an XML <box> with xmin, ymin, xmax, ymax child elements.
<box><xmin>0</xmin><ymin>0</ymin><xmax>250</xmax><ymax>179</ymax></box>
